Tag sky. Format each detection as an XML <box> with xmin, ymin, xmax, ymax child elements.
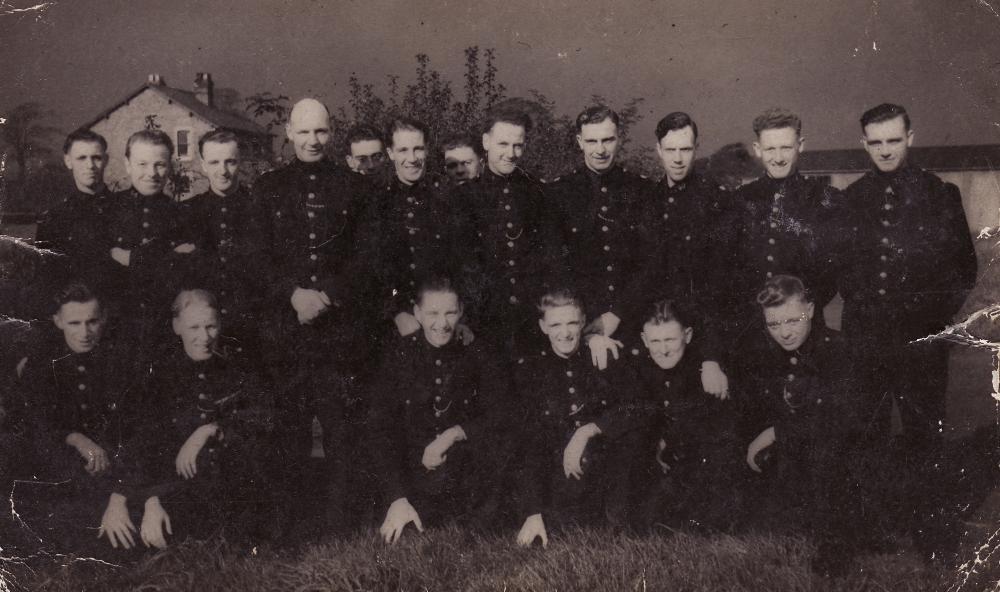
<box><xmin>2</xmin><ymin>0</ymin><xmax>1000</xmax><ymax>156</ymax></box>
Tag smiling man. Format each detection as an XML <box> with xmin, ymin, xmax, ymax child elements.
<box><xmin>514</xmin><ymin>287</ymin><xmax>638</xmax><ymax>547</ymax></box>
<box><xmin>547</xmin><ymin>106</ymin><xmax>652</xmax><ymax>352</ymax></box>
<box><xmin>728</xmin><ymin>108</ymin><xmax>842</xmax><ymax>338</ymax></box>
<box><xmin>249</xmin><ymin>97</ymin><xmax>377</xmax><ymax>539</ymax></box>
<box><xmin>369</xmin><ymin>277</ymin><xmax>507</xmax><ymax>543</ymax></box>
<box><xmin>834</xmin><ymin>103</ymin><xmax>977</xmax><ymax>566</ymax></box>
<box><xmin>174</xmin><ymin>129</ymin><xmax>262</xmax><ymax>333</ymax></box>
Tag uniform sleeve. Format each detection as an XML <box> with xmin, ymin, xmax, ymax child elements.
<box><xmin>367</xmin><ymin>347</ymin><xmax>409</xmax><ymax>502</ymax></box>
<box><xmin>512</xmin><ymin>363</ymin><xmax>547</xmax><ymax>518</ymax></box>
<box><xmin>592</xmin><ymin>361</ymin><xmax>642</xmax><ymax>441</ymax></box>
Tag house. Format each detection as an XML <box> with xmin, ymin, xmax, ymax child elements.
<box><xmin>80</xmin><ymin>73</ymin><xmax>271</xmax><ymax>198</ymax></box>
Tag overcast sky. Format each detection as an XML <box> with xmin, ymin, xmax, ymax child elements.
<box><xmin>2</xmin><ymin>0</ymin><xmax>1000</xmax><ymax>156</ymax></box>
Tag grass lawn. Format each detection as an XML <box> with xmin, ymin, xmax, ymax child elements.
<box><xmin>3</xmin><ymin>526</ymin><xmax>956</xmax><ymax>592</ymax></box>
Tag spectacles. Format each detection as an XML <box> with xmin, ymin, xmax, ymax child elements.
<box><xmin>353</xmin><ymin>153</ymin><xmax>386</xmax><ymax>165</ymax></box>
<box><xmin>765</xmin><ymin>313</ymin><xmax>808</xmax><ymax>330</ymax></box>
<box><xmin>445</xmin><ymin>160</ymin><xmax>476</xmax><ymax>170</ymax></box>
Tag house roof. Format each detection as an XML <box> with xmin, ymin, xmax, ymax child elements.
<box><xmin>800</xmin><ymin>144</ymin><xmax>1000</xmax><ymax>174</ymax></box>
<box><xmin>81</xmin><ymin>83</ymin><xmax>269</xmax><ymax>137</ymax></box>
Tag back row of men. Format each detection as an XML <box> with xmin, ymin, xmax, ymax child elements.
<box><xmin>11</xmin><ymin>99</ymin><xmax>978</xmax><ymax>572</ymax></box>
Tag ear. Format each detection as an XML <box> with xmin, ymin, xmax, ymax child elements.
<box><xmin>805</xmin><ymin>301</ymin><xmax>816</xmax><ymax>320</ymax></box>
<box><xmin>63</xmin><ymin>154</ymin><xmax>73</xmax><ymax>171</ymax></box>
<box><xmin>575</xmin><ymin>134</ymin><xmax>585</xmax><ymax>151</ymax></box>
<box><xmin>413</xmin><ymin>302</ymin><xmax>421</xmax><ymax>319</ymax></box>
<box><xmin>172</xmin><ymin>316</ymin><xmax>182</xmax><ymax>336</ymax></box>
<box><xmin>285</xmin><ymin>122</ymin><xmax>294</xmax><ymax>142</ymax></box>
<box><xmin>796</xmin><ymin>136</ymin><xmax>805</xmax><ymax>153</ymax></box>
<box><xmin>906</xmin><ymin>129</ymin><xmax>915</xmax><ymax>147</ymax></box>
<box><xmin>345</xmin><ymin>155</ymin><xmax>355</xmax><ymax>168</ymax></box>
<box><xmin>683</xmin><ymin>327</ymin><xmax>694</xmax><ymax>344</ymax></box>
<box><xmin>752</xmin><ymin>141</ymin><xmax>762</xmax><ymax>159</ymax></box>
<box><xmin>859</xmin><ymin>135</ymin><xmax>868</xmax><ymax>149</ymax></box>
<box><xmin>124</xmin><ymin>156</ymin><xmax>133</xmax><ymax>177</ymax></box>
<box><xmin>52</xmin><ymin>313</ymin><xmax>63</xmax><ymax>330</ymax></box>
<box><xmin>482</xmin><ymin>132</ymin><xmax>491</xmax><ymax>153</ymax></box>
<box><xmin>538</xmin><ymin>318</ymin><xmax>547</xmax><ymax>335</ymax></box>
<box><xmin>639</xmin><ymin>331</ymin><xmax>650</xmax><ymax>349</ymax></box>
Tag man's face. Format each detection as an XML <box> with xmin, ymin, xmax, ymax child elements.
<box><xmin>641</xmin><ymin>320</ymin><xmax>692</xmax><ymax>370</ymax></box>
<box><xmin>753</xmin><ymin>127</ymin><xmax>803</xmax><ymax>180</ymax></box>
<box><xmin>125</xmin><ymin>141</ymin><xmax>171</xmax><ymax>196</ymax></box>
<box><xmin>483</xmin><ymin>121</ymin><xmax>526</xmax><ymax>176</ymax></box>
<box><xmin>862</xmin><ymin>116</ymin><xmax>913</xmax><ymax>173</ymax></box>
<box><xmin>200</xmin><ymin>140</ymin><xmax>240</xmax><ymax>195</ymax></box>
<box><xmin>347</xmin><ymin>139</ymin><xmax>386</xmax><ymax>175</ymax></box>
<box><xmin>763</xmin><ymin>297</ymin><xmax>815</xmax><ymax>352</ymax></box>
<box><xmin>444</xmin><ymin>146</ymin><xmax>481</xmax><ymax>183</ymax></box>
<box><xmin>656</xmin><ymin>126</ymin><xmax>697</xmax><ymax>186</ymax></box>
<box><xmin>63</xmin><ymin>140</ymin><xmax>107</xmax><ymax>193</ymax></box>
<box><xmin>172</xmin><ymin>302</ymin><xmax>220</xmax><ymax>362</ymax></box>
<box><xmin>576</xmin><ymin>118</ymin><xmax>619</xmax><ymax>173</ymax></box>
<box><xmin>53</xmin><ymin>299</ymin><xmax>104</xmax><ymax>354</ymax></box>
<box><xmin>388</xmin><ymin>129</ymin><xmax>427</xmax><ymax>185</ymax></box>
<box><xmin>414</xmin><ymin>290</ymin><xmax>462</xmax><ymax>348</ymax></box>
<box><xmin>286</xmin><ymin>106</ymin><xmax>331</xmax><ymax>163</ymax></box>
<box><xmin>539</xmin><ymin>304</ymin><xmax>585</xmax><ymax>358</ymax></box>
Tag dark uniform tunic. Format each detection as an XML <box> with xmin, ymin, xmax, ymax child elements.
<box><xmin>34</xmin><ymin>185</ymin><xmax>115</xmax><ymax>286</ymax></box>
<box><xmin>10</xmin><ymin>333</ymin><xmax>142</xmax><ymax>552</ymax></box>
<box><xmin>250</xmin><ymin>157</ymin><xmax>374</xmax><ymax>534</ymax></box>
<box><xmin>368</xmin><ymin>334</ymin><xmax>509</xmax><ymax>527</ymax></box>
<box><xmin>547</xmin><ymin>167</ymin><xmax>652</xmax><ymax>324</ymax></box>
<box><xmin>836</xmin><ymin>164</ymin><xmax>977</xmax><ymax>443</ymax></box>
<box><xmin>625</xmin><ymin>343</ymin><xmax>740</xmax><ymax>531</ymax></box>
<box><xmin>139</xmin><ymin>341</ymin><xmax>271</xmax><ymax>540</ymax></box>
<box><xmin>371</xmin><ymin>175</ymin><xmax>476</xmax><ymax>321</ymax></box>
<box><xmin>631</xmin><ymin>174</ymin><xmax>734</xmax><ymax>355</ymax></box>
<box><xmin>460</xmin><ymin>168</ymin><xmax>560</xmax><ymax>351</ymax></box>
<box><xmin>514</xmin><ymin>346</ymin><xmax>639</xmax><ymax>528</ymax></box>
<box><xmin>736</xmin><ymin>325</ymin><xmax>863</xmax><ymax>558</ymax></box>
<box><xmin>173</xmin><ymin>186</ymin><xmax>264</xmax><ymax>328</ymax></box>
<box><xmin>729</xmin><ymin>173</ymin><xmax>841</xmax><ymax>335</ymax></box>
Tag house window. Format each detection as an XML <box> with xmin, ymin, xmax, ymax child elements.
<box><xmin>176</xmin><ymin>129</ymin><xmax>191</xmax><ymax>160</ymax></box>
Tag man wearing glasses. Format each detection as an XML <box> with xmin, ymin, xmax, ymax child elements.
<box><xmin>738</xmin><ymin>274</ymin><xmax>864</xmax><ymax>577</ymax></box>
<box><xmin>344</xmin><ymin>124</ymin><xmax>388</xmax><ymax>180</ymax></box>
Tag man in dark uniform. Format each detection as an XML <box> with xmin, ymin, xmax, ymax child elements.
<box><xmin>458</xmin><ymin>109</ymin><xmax>558</xmax><ymax>354</ymax></box>
<box><xmin>515</xmin><ymin>287</ymin><xmax>639</xmax><ymax>547</ymax></box>
<box><xmin>250</xmin><ymin>98</ymin><xmax>375</xmax><ymax>538</ymax></box>
<box><xmin>369</xmin><ymin>277</ymin><xmax>508</xmax><ymax>543</ymax></box>
<box><xmin>835</xmin><ymin>103</ymin><xmax>977</xmax><ymax>563</ymax></box>
<box><xmin>8</xmin><ymin>284</ymin><xmax>143</xmax><ymax>556</ymax></box>
<box><xmin>371</xmin><ymin>117</ymin><xmax>476</xmax><ymax>343</ymax></box>
<box><xmin>103</xmin><ymin>130</ymin><xmax>190</xmax><ymax>345</ymax></box>
<box><xmin>174</xmin><ymin>128</ymin><xmax>264</xmax><ymax>337</ymax></box>
<box><xmin>728</xmin><ymin>108</ymin><xmax>841</xmax><ymax>341</ymax></box>
<box><xmin>738</xmin><ymin>275</ymin><xmax>864</xmax><ymax>576</ymax></box>
<box><xmin>546</xmin><ymin>107</ymin><xmax>651</xmax><ymax>350</ymax></box>
<box><xmin>630</xmin><ymin>112</ymin><xmax>731</xmax><ymax>395</ymax></box>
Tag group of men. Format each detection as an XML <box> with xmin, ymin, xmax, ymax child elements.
<box><xmin>0</xmin><ymin>97</ymin><xmax>980</xmax><ymax>576</ymax></box>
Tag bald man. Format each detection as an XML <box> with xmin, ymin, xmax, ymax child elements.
<box><xmin>249</xmin><ymin>98</ymin><xmax>380</xmax><ymax>540</ymax></box>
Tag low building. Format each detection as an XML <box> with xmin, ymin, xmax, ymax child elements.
<box><xmin>80</xmin><ymin>73</ymin><xmax>271</xmax><ymax>198</ymax></box>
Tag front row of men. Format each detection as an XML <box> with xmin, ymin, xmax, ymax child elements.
<box><xmin>1</xmin><ymin>273</ymin><xmax>901</xmax><ymax>575</ymax></box>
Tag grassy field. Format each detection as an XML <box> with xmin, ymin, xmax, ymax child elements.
<box><xmin>3</xmin><ymin>526</ymin><xmax>958</xmax><ymax>592</ymax></box>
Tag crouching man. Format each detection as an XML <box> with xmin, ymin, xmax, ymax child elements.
<box><xmin>739</xmin><ymin>275</ymin><xmax>865</xmax><ymax>576</ymax></box>
<box><xmin>370</xmin><ymin>276</ymin><xmax>510</xmax><ymax>543</ymax></box>
<box><xmin>515</xmin><ymin>287</ymin><xmax>638</xmax><ymax>547</ymax></box>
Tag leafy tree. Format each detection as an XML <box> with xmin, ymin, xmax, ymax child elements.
<box><xmin>0</xmin><ymin>102</ymin><xmax>61</xmax><ymax>197</ymax></box>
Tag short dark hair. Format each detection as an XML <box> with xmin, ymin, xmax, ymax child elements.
<box><xmin>197</xmin><ymin>128</ymin><xmax>240</xmax><ymax>157</ymax></box>
<box><xmin>575</xmin><ymin>105</ymin><xmax>620</xmax><ymax>133</ymax></box>
<box><xmin>641</xmin><ymin>299</ymin><xmax>693</xmax><ymax>330</ymax></box>
<box><xmin>655</xmin><ymin>112</ymin><xmax>699</xmax><ymax>143</ymax></box>
<box><xmin>536</xmin><ymin>287</ymin><xmax>585</xmax><ymax>318</ymax></box>
<box><xmin>481</xmin><ymin>108</ymin><xmax>533</xmax><ymax>135</ymax></box>
<box><xmin>63</xmin><ymin>129</ymin><xmax>108</xmax><ymax>155</ymax></box>
<box><xmin>441</xmin><ymin>133</ymin><xmax>482</xmax><ymax>157</ymax></box>
<box><xmin>346</xmin><ymin>124</ymin><xmax>384</xmax><ymax>148</ymax></box>
<box><xmin>752</xmin><ymin>108</ymin><xmax>802</xmax><ymax>137</ymax></box>
<box><xmin>54</xmin><ymin>282</ymin><xmax>101</xmax><ymax>310</ymax></box>
<box><xmin>416</xmin><ymin>276</ymin><xmax>462</xmax><ymax>307</ymax></box>
<box><xmin>125</xmin><ymin>129</ymin><xmax>174</xmax><ymax>159</ymax></box>
<box><xmin>860</xmin><ymin>103</ymin><xmax>911</xmax><ymax>133</ymax></box>
<box><xmin>756</xmin><ymin>275</ymin><xmax>812</xmax><ymax>308</ymax></box>
<box><xmin>385</xmin><ymin>117</ymin><xmax>430</xmax><ymax>148</ymax></box>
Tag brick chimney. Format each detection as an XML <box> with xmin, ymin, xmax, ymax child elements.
<box><xmin>194</xmin><ymin>72</ymin><xmax>214</xmax><ymax>107</ymax></box>
<box><xmin>147</xmin><ymin>73</ymin><xmax>164</xmax><ymax>86</ymax></box>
